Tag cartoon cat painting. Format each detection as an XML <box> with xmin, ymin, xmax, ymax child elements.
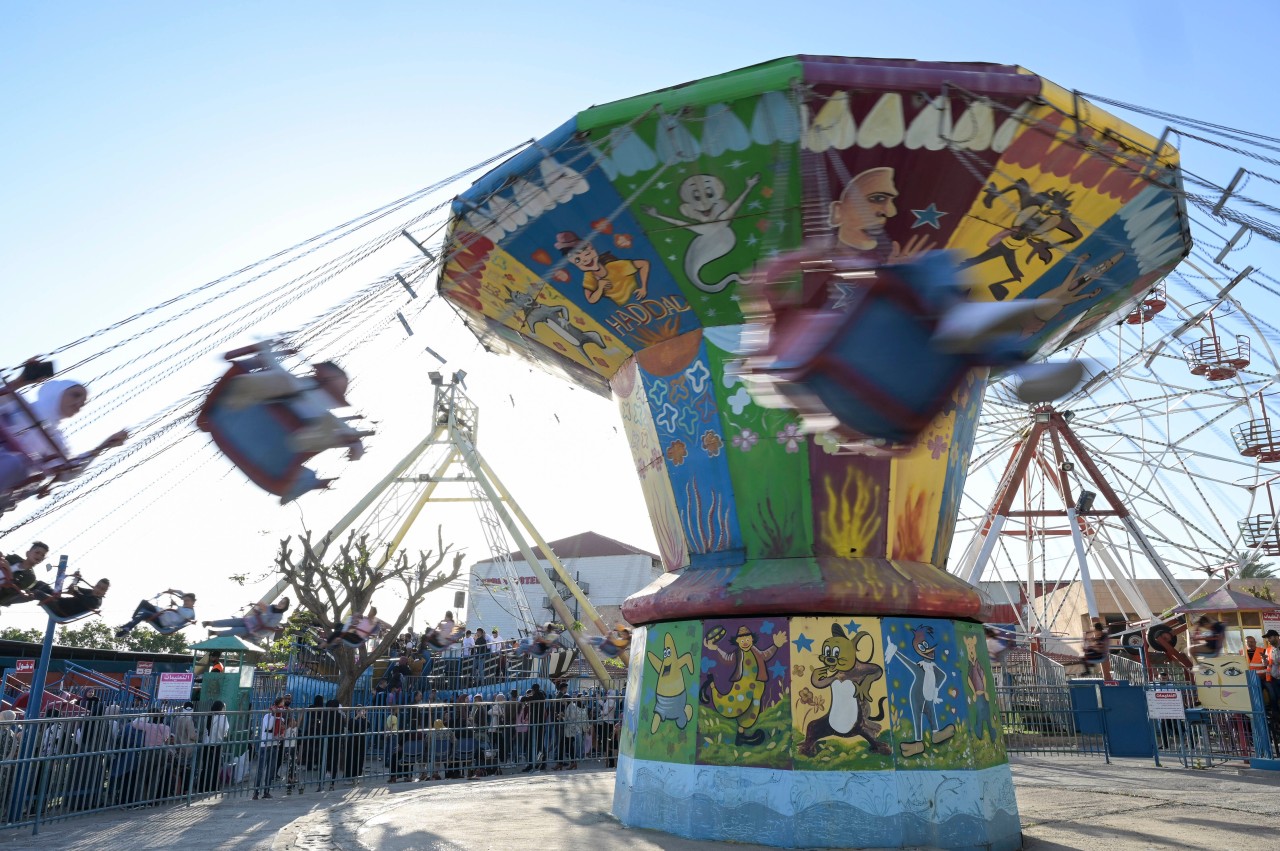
<box><xmin>797</xmin><ymin>623</ymin><xmax>890</xmax><ymax>756</ymax></box>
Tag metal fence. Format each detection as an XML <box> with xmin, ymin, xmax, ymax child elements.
<box><xmin>1147</xmin><ymin>678</ymin><xmax>1275</xmax><ymax>768</ymax></box>
<box><xmin>996</xmin><ymin>682</ymin><xmax>1108</xmax><ymax>758</ymax></box>
<box><xmin>0</xmin><ymin>694</ymin><xmax>624</xmax><ymax>835</ymax></box>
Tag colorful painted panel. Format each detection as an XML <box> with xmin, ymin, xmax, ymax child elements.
<box><xmin>930</xmin><ymin>371</ymin><xmax>987</xmax><ymax>565</ymax></box>
<box><xmin>635</xmin><ymin>621</ymin><xmax>701</xmax><ymax>764</ymax></box>
<box><xmin>697</xmin><ymin>616</ymin><xmax>791</xmax><ymax>768</ymax></box>
<box><xmin>581</xmin><ymin>93</ymin><xmax>803</xmax><ymax>324</ymax></box>
<box><xmin>619</xmin><ymin>625</ymin><xmax>648</xmax><ymax>758</ymax></box>
<box><xmin>810</xmin><ymin>450</ymin><xmax>890</xmax><ymax>560</ymax></box>
<box><xmin>440</xmin><ymin>227</ymin><xmax>633</xmax><ymax>375</ymax></box>
<box><xmin>954</xmin><ymin>620</ymin><xmax>1007</xmax><ymax>769</ymax></box>
<box><xmin>882</xmin><ymin>617</ymin><xmax>968</xmax><ymax>770</ymax></box>
<box><xmin>791</xmin><ymin>616</ymin><xmax>893</xmax><ymax>771</ymax></box>
<box><xmin>612</xmin><ymin>358</ymin><xmax>688</xmax><ymax>571</ymax></box>
<box><xmin>1195</xmin><ymin>654</ymin><xmax>1252</xmax><ymax>711</ymax></box>
<box><xmin>800</xmin><ymin>87</ymin><xmax>1022</xmax><ymax>265</ymax></box>
<box><xmin>704</xmin><ymin>328</ymin><xmax>813</xmax><ymax>560</ymax></box>
<box><xmin>635</xmin><ymin>333</ymin><xmax>743</xmax><ymax>565</ymax></box>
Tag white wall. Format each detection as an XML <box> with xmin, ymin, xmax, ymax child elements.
<box><xmin>463</xmin><ymin>553</ymin><xmax>661</xmax><ymax>640</ymax></box>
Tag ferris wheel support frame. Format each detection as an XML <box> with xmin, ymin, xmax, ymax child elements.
<box><xmin>961</xmin><ymin>406</ymin><xmax>1191</xmax><ymax>635</ymax></box>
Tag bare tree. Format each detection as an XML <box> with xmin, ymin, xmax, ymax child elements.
<box><xmin>275</xmin><ymin>526</ymin><xmax>463</xmax><ymax>704</ymax></box>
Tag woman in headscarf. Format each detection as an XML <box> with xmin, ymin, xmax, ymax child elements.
<box><xmin>0</xmin><ymin>376</ymin><xmax>127</xmax><ymax>497</ymax></box>
<box><xmin>344</xmin><ymin>708</ymin><xmax>368</xmax><ymax>783</ymax></box>
<box><xmin>300</xmin><ymin>694</ymin><xmax>324</xmax><ymax>771</ymax></box>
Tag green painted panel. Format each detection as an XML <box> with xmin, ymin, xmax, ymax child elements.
<box><xmin>634</xmin><ymin>621</ymin><xmax>701</xmax><ymax>764</ymax></box>
<box><xmin>705</xmin><ymin>339</ymin><xmax>813</xmax><ymax>559</ymax></box>
<box><xmin>577</xmin><ymin>57</ymin><xmax>801</xmax><ymax>131</ymax></box>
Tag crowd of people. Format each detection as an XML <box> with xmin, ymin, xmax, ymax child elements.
<box><xmin>0</xmin><ymin>682</ymin><xmax>624</xmax><ymax>821</ymax></box>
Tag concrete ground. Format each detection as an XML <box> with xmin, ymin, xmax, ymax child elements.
<box><xmin>0</xmin><ymin>755</ymin><xmax>1275</xmax><ymax>850</ymax></box>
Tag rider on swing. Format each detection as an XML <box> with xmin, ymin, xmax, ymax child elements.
<box><xmin>116</xmin><ymin>589</ymin><xmax>197</xmax><ymax>638</ymax></box>
<box><xmin>322</xmin><ymin>608</ymin><xmax>384</xmax><ymax>650</ymax></box>
<box><xmin>37</xmin><ymin>574</ymin><xmax>110</xmax><ymax>622</ymax></box>
<box><xmin>1190</xmin><ymin>615</ymin><xmax>1227</xmax><ymax>660</ymax></box>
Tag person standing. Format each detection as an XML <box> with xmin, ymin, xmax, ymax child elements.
<box><xmin>345</xmin><ymin>709</ymin><xmax>369</xmax><ymax>783</ymax></box>
<box><xmin>1246</xmin><ymin>635</ymin><xmax>1268</xmax><ymax>679</ymax></box>
<box><xmin>520</xmin><ymin>684</ymin><xmax>546</xmax><ymax>772</ymax></box>
<box><xmin>253</xmin><ymin>698</ymin><xmax>285</xmax><ymax>800</ymax></box>
<box><xmin>1264</xmin><ymin>630</ymin><xmax>1280</xmax><ymax>721</ymax></box>
<box><xmin>201</xmin><ymin>700</ymin><xmax>229</xmax><ymax>793</ymax></box>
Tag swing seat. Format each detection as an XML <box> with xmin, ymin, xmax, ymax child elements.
<box><xmin>39</xmin><ymin>598</ymin><xmax>100</xmax><ymax>625</ymax></box>
<box><xmin>197</xmin><ymin>353</ymin><xmax>329</xmax><ymax>503</ymax></box>
<box><xmin>743</xmin><ymin>251</ymin><xmax>1016</xmax><ymax>445</ymax></box>
<box><xmin>589</xmin><ymin>632</ymin><xmax>631</xmax><ymax>658</ymax></box>
<box><xmin>0</xmin><ymin>585</ymin><xmax>33</xmax><ymax>607</ymax></box>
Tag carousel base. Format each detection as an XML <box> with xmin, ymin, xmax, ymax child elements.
<box><xmin>613</xmin><ymin>754</ymin><xmax>1022</xmax><ymax>850</ymax></box>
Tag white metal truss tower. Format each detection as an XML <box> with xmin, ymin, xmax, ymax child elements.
<box><xmin>257</xmin><ymin>370</ymin><xmax>615</xmax><ymax>686</ymax></box>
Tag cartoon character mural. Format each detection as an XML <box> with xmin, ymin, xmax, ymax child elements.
<box><xmin>698</xmin><ymin>617</ymin><xmax>791</xmax><ymax>768</ymax></box>
<box><xmin>885</xmin><ymin>619</ymin><xmax>959</xmax><ymax>759</ymax></box>
<box><xmin>1017</xmin><ymin>251</ymin><xmax>1123</xmax><ymax>339</ymax></box>
<box><xmin>1195</xmin><ymin>654</ymin><xmax>1252</xmax><ymax>711</ymax></box>
<box><xmin>649</xmin><ymin>631</ymin><xmax>696</xmax><ymax>734</ymax></box>
<box><xmin>636</xmin><ymin>622</ymin><xmax>700</xmax><ymax>764</ymax></box>
<box><xmin>643</xmin><ymin>173</ymin><xmax>761</xmax><ymax>293</ymax></box>
<box><xmin>504</xmin><ymin>287</ymin><xmax>607</xmax><ymax>363</ymax></box>
<box><xmin>829</xmin><ymin>167</ymin><xmax>934</xmax><ymax>261</ymax></box>
<box><xmin>961</xmin><ymin>630</ymin><xmax>996</xmax><ymax>742</ymax></box>
<box><xmin>793</xmin><ymin>619</ymin><xmax>891</xmax><ymax>763</ymax></box>
<box><xmin>555</xmin><ymin>230</ymin><xmax>651</xmax><ymax>305</ymax></box>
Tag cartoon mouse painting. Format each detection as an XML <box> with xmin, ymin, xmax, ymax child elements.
<box><xmin>797</xmin><ymin>623</ymin><xmax>890</xmax><ymax>757</ymax></box>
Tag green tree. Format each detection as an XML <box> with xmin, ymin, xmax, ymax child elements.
<box><xmin>52</xmin><ymin>620</ymin><xmax>192</xmax><ymax>654</ymax></box>
<box><xmin>0</xmin><ymin>626</ymin><xmax>44</xmax><ymax>643</ymax></box>
<box><xmin>1235</xmin><ymin>553</ymin><xmax>1276</xmax><ymax>579</ymax></box>
<box><xmin>275</xmin><ymin>527</ymin><xmax>463</xmax><ymax>704</ymax></box>
<box><xmin>55</xmin><ymin>620</ymin><xmax>121</xmax><ymax>649</ymax></box>
<box><xmin>123</xmin><ymin>630</ymin><xmax>192</xmax><ymax>655</ymax></box>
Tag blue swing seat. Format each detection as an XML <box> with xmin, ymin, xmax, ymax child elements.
<box><xmin>197</xmin><ymin>353</ymin><xmax>327</xmax><ymax>503</ymax></box>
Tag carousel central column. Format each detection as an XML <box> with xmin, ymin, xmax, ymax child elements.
<box><xmin>609</xmin><ymin>331</ymin><xmax>1020</xmax><ymax>850</ymax></box>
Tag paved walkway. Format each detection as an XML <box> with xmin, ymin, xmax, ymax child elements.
<box><xmin>1</xmin><ymin>756</ymin><xmax>1276</xmax><ymax>850</ymax></box>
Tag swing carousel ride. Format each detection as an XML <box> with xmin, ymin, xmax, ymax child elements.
<box><xmin>2</xmin><ymin>53</ymin><xmax>1280</xmax><ymax>848</ymax></box>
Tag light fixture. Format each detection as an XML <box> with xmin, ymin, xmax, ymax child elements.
<box><xmin>1034</xmin><ymin>410</ymin><xmax>1051</xmax><ymax>423</ymax></box>
<box><xmin>1062</xmin><ymin>410</ymin><xmax>1075</xmax><ymax>422</ymax></box>
<box><xmin>428</xmin><ymin>371</ymin><xmax>443</xmax><ymax>386</ymax></box>
<box><xmin>1060</xmin><ymin>461</ymin><xmax>1075</xmax><ymax>473</ymax></box>
<box><xmin>1074</xmin><ymin>490</ymin><xmax>1097</xmax><ymax>513</ymax></box>
<box><xmin>452</xmin><ymin>369</ymin><xmax>468</xmax><ymax>388</ymax></box>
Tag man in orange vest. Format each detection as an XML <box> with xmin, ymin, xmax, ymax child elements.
<box><xmin>1246</xmin><ymin>635</ymin><xmax>1268</xmax><ymax>679</ymax></box>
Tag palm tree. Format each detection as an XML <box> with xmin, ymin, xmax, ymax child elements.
<box><xmin>1233</xmin><ymin>552</ymin><xmax>1276</xmax><ymax>579</ymax></box>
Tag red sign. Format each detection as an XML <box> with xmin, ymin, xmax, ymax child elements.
<box><xmin>136</xmin><ymin>661</ymin><xmax>153</xmax><ymax>675</ymax></box>
<box><xmin>14</xmin><ymin>660</ymin><xmax>34</xmax><ymax>674</ymax></box>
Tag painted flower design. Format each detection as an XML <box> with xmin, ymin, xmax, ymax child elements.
<box><xmin>701</xmin><ymin>430</ymin><xmax>723</xmax><ymax>457</ymax></box>
<box><xmin>927</xmin><ymin>434</ymin><xmax>948</xmax><ymax>460</ymax></box>
<box><xmin>666</xmin><ymin>440</ymin><xmax>688</xmax><ymax>466</ymax></box>
<box><xmin>552</xmin><ymin>269</ymin><xmax>571</xmax><ymax>283</ymax></box>
<box><xmin>816</xmin><ymin>431</ymin><xmax>842</xmax><ymax>455</ymax></box>
<box><xmin>777</xmin><ymin>423</ymin><xmax>804</xmax><ymax>453</ymax></box>
<box><xmin>732</xmin><ymin>429</ymin><xmax>758</xmax><ymax>452</ymax></box>
<box><xmin>614</xmin><ymin>233</ymin><xmax>633</xmax><ymax>249</ymax></box>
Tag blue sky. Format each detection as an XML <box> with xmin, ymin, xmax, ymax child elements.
<box><xmin>3</xmin><ymin>1</ymin><xmax>1277</xmax><ymax>634</ymax></box>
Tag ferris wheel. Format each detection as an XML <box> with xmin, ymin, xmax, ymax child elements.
<box><xmin>954</xmin><ymin>221</ymin><xmax>1280</xmax><ymax>639</ymax></box>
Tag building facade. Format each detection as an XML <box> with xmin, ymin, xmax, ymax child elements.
<box><xmin>463</xmin><ymin>531</ymin><xmax>662</xmax><ymax>642</ymax></box>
